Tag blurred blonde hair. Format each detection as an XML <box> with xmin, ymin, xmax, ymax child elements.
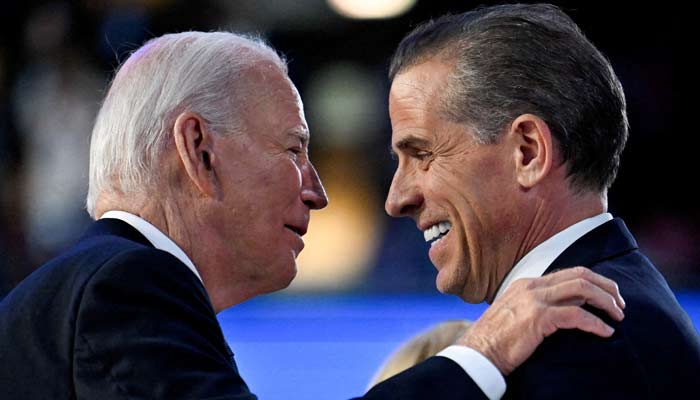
<box><xmin>369</xmin><ymin>320</ymin><xmax>472</xmax><ymax>387</ymax></box>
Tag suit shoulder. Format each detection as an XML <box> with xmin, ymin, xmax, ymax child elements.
<box><xmin>1</xmin><ymin>236</ymin><xmax>204</xmax><ymax>329</ymax></box>
<box><xmin>510</xmin><ymin>250</ymin><xmax>700</xmax><ymax>398</ymax></box>
<box><xmin>84</xmin><ymin>246</ymin><xmax>206</xmax><ymax>304</ymax></box>
<box><xmin>588</xmin><ymin>249</ymin><xmax>693</xmax><ymax>332</ymax></box>
<box><xmin>0</xmin><ymin>235</ymin><xmax>150</xmax><ymax>311</ymax></box>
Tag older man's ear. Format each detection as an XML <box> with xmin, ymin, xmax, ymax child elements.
<box><xmin>508</xmin><ymin>114</ymin><xmax>554</xmax><ymax>189</ymax></box>
<box><xmin>172</xmin><ymin>112</ymin><xmax>219</xmax><ymax>198</ymax></box>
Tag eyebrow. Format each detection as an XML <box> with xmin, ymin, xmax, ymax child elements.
<box><xmin>288</xmin><ymin>128</ymin><xmax>310</xmax><ymax>146</ymax></box>
<box><xmin>389</xmin><ymin>136</ymin><xmax>431</xmax><ymax>157</ymax></box>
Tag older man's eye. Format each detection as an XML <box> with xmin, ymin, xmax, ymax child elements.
<box><xmin>288</xmin><ymin>147</ymin><xmax>303</xmax><ymax>159</ymax></box>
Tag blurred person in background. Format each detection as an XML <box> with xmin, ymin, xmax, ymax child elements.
<box><xmin>369</xmin><ymin>320</ymin><xmax>472</xmax><ymax>387</ymax></box>
<box><xmin>11</xmin><ymin>2</ymin><xmax>101</xmax><ymax>263</ymax></box>
<box><xmin>385</xmin><ymin>4</ymin><xmax>699</xmax><ymax>399</ymax></box>
<box><xmin>0</xmin><ymin>30</ymin><xmax>626</xmax><ymax>399</ymax></box>
<box><xmin>0</xmin><ymin>47</ymin><xmax>23</xmax><ymax>296</ymax></box>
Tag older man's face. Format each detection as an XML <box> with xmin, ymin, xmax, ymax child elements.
<box><xmin>213</xmin><ymin>62</ymin><xmax>328</xmax><ymax>294</ymax></box>
<box><xmin>385</xmin><ymin>59</ymin><xmax>519</xmax><ymax>303</ymax></box>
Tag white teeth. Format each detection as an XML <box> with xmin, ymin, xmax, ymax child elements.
<box><xmin>423</xmin><ymin>221</ymin><xmax>452</xmax><ymax>243</ymax></box>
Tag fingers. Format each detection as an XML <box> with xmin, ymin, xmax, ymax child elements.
<box><xmin>464</xmin><ymin>267</ymin><xmax>624</xmax><ymax>376</ymax></box>
<box><xmin>533</xmin><ymin>266</ymin><xmax>625</xmax><ymax>310</ymax></box>
<box><xmin>544</xmin><ymin>278</ymin><xmax>624</xmax><ymax>321</ymax></box>
<box><xmin>547</xmin><ymin>306</ymin><xmax>616</xmax><ymax>338</ymax></box>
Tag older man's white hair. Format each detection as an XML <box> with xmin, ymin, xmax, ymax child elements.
<box><xmin>86</xmin><ymin>31</ymin><xmax>287</xmax><ymax>218</ymax></box>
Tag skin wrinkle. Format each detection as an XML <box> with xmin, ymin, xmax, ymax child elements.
<box><xmin>164</xmin><ymin>195</ymin><xmax>195</xmax><ymax>270</ymax></box>
<box><xmin>394</xmin><ymin>80</ymin><xmax>513</xmax><ymax>301</ymax></box>
<box><xmin>95</xmin><ymin>54</ymin><xmax>327</xmax><ymax>313</ymax></box>
<box><xmin>514</xmin><ymin>201</ymin><xmax>542</xmax><ymax>268</ymax></box>
<box><xmin>431</xmin><ymin>148</ymin><xmax>487</xmax><ymax>296</ymax></box>
<box><xmin>387</xmin><ymin>58</ymin><xmax>609</xmax><ymax>305</ymax></box>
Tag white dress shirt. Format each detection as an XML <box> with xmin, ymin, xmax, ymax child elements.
<box><xmin>436</xmin><ymin>212</ymin><xmax>612</xmax><ymax>400</ymax></box>
<box><xmin>494</xmin><ymin>212</ymin><xmax>612</xmax><ymax>300</ymax></box>
<box><xmin>100</xmin><ymin>210</ymin><xmax>203</xmax><ymax>284</ymax></box>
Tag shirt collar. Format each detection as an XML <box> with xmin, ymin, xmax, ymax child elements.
<box><xmin>494</xmin><ymin>212</ymin><xmax>612</xmax><ymax>300</ymax></box>
<box><xmin>100</xmin><ymin>210</ymin><xmax>203</xmax><ymax>284</ymax></box>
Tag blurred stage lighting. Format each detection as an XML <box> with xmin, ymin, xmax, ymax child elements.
<box><xmin>288</xmin><ymin>152</ymin><xmax>381</xmax><ymax>292</ymax></box>
<box><xmin>306</xmin><ymin>62</ymin><xmax>383</xmax><ymax>148</ymax></box>
<box><xmin>327</xmin><ymin>0</ymin><xmax>416</xmax><ymax>19</ymax></box>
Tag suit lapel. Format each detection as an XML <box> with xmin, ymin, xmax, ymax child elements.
<box><xmin>89</xmin><ymin>219</ymin><xmax>240</xmax><ymax>368</ymax></box>
<box><xmin>544</xmin><ymin>218</ymin><xmax>638</xmax><ymax>275</ymax></box>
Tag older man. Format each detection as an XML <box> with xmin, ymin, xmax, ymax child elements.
<box><xmin>0</xmin><ymin>31</ymin><xmax>625</xmax><ymax>399</ymax></box>
<box><xmin>385</xmin><ymin>4</ymin><xmax>700</xmax><ymax>399</ymax></box>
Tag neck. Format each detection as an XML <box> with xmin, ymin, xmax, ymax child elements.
<box><xmin>515</xmin><ymin>189</ymin><xmax>606</xmax><ymax>268</ymax></box>
<box><xmin>484</xmin><ymin>187</ymin><xmax>606</xmax><ymax>304</ymax></box>
<box><xmin>95</xmin><ymin>189</ymin><xmax>269</xmax><ymax>313</ymax></box>
<box><xmin>96</xmin><ymin>191</ymin><xmax>189</xmax><ymax>251</ymax></box>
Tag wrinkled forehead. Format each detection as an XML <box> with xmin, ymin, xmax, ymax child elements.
<box><xmin>237</xmin><ymin>60</ymin><xmax>309</xmax><ymax>139</ymax></box>
<box><xmin>390</xmin><ymin>59</ymin><xmax>453</xmax><ymax>108</ymax></box>
<box><xmin>242</xmin><ymin>60</ymin><xmax>303</xmax><ymax>109</ymax></box>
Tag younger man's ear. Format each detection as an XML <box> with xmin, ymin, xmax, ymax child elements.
<box><xmin>507</xmin><ymin>113</ymin><xmax>553</xmax><ymax>189</ymax></box>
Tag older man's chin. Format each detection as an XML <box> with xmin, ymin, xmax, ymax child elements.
<box><xmin>279</xmin><ymin>264</ymin><xmax>298</xmax><ymax>290</ymax></box>
<box><xmin>256</xmin><ymin>261</ymin><xmax>298</xmax><ymax>295</ymax></box>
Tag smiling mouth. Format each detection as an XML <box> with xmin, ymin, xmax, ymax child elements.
<box><xmin>423</xmin><ymin>221</ymin><xmax>452</xmax><ymax>247</ymax></box>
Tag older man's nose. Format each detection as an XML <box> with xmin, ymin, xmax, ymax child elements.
<box><xmin>301</xmin><ymin>163</ymin><xmax>329</xmax><ymax>210</ymax></box>
<box><xmin>385</xmin><ymin>172</ymin><xmax>422</xmax><ymax>218</ymax></box>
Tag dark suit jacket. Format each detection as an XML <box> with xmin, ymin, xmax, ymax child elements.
<box><xmin>505</xmin><ymin>218</ymin><xmax>700</xmax><ymax>399</ymax></box>
<box><xmin>0</xmin><ymin>218</ymin><xmax>483</xmax><ymax>399</ymax></box>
